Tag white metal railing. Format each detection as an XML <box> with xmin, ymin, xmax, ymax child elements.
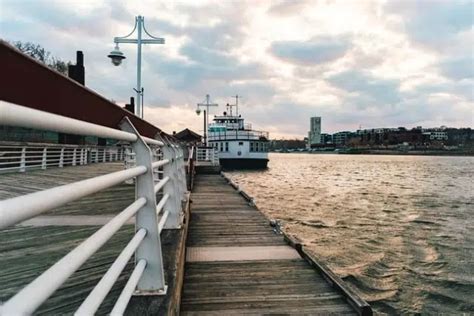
<box><xmin>207</xmin><ymin>129</ymin><xmax>269</xmax><ymax>141</ymax></box>
<box><xmin>0</xmin><ymin>101</ymin><xmax>188</xmax><ymax>315</ymax></box>
<box><xmin>0</xmin><ymin>142</ymin><xmax>124</xmax><ymax>173</ymax></box>
<box><xmin>196</xmin><ymin>146</ymin><xmax>219</xmax><ymax>166</ymax></box>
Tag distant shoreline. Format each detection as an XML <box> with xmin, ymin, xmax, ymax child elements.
<box><xmin>270</xmin><ymin>150</ymin><xmax>474</xmax><ymax>157</ymax></box>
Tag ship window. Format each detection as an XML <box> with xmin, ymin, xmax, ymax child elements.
<box><xmin>250</xmin><ymin>142</ymin><xmax>254</xmax><ymax>152</ymax></box>
<box><xmin>220</xmin><ymin>142</ymin><xmax>224</xmax><ymax>152</ymax></box>
<box><xmin>239</xmin><ymin>142</ymin><xmax>243</xmax><ymax>146</ymax></box>
<box><xmin>225</xmin><ymin>142</ymin><xmax>229</xmax><ymax>152</ymax></box>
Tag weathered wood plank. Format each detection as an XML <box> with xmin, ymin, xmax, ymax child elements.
<box><xmin>181</xmin><ymin>173</ymin><xmax>357</xmax><ymax>315</ymax></box>
<box><xmin>0</xmin><ymin>163</ymin><xmax>187</xmax><ymax>315</ymax></box>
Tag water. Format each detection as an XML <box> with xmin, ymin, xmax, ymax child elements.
<box><xmin>225</xmin><ymin>153</ymin><xmax>474</xmax><ymax>314</ymax></box>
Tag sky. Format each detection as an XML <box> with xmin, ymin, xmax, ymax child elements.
<box><xmin>1</xmin><ymin>0</ymin><xmax>473</xmax><ymax>138</ymax></box>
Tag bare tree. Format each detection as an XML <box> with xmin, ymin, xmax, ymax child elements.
<box><xmin>11</xmin><ymin>41</ymin><xmax>71</xmax><ymax>75</ymax></box>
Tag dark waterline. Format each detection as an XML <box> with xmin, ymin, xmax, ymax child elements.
<box><xmin>225</xmin><ymin>153</ymin><xmax>474</xmax><ymax>314</ymax></box>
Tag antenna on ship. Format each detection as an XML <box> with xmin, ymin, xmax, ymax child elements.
<box><xmin>232</xmin><ymin>95</ymin><xmax>241</xmax><ymax>116</ymax></box>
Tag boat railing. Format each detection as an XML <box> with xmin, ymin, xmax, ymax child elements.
<box><xmin>0</xmin><ymin>101</ymin><xmax>188</xmax><ymax>315</ymax></box>
<box><xmin>0</xmin><ymin>141</ymin><xmax>124</xmax><ymax>174</ymax></box>
<box><xmin>196</xmin><ymin>146</ymin><xmax>219</xmax><ymax>166</ymax></box>
<box><xmin>208</xmin><ymin>129</ymin><xmax>269</xmax><ymax>141</ymax></box>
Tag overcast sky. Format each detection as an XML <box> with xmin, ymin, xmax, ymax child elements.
<box><xmin>1</xmin><ymin>0</ymin><xmax>473</xmax><ymax>138</ymax></box>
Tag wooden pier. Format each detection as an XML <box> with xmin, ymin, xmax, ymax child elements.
<box><xmin>0</xmin><ymin>163</ymin><xmax>133</xmax><ymax>314</ymax></box>
<box><xmin>0</xmin><ymin>163</ymin><xmax>370</xmax><ymax>315</ymax></box>
<box><xmin>180</xmin><ymin>173</ymin><xmax>365</xmax><ymax>315</ymax></box>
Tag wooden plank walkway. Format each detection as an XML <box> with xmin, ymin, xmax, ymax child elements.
<box><xmin>0</xmin><ymin>163</ymin><xmax>186</xmax><ymax>315</ymax></box>
<box><xmin>181</xmin><ymin>174</ymin><xmax>357</xmax><ymax>315</ymax></box>
<box><xmin>0</xmin><ymin>163</ymin><xmax>136</xmax><ymax>314</ymax></box>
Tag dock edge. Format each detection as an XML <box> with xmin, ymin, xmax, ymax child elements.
<box><xmin>220</xmin><ymin>172</ymin><xmax>373</xmax><ymax>316</ymax></box>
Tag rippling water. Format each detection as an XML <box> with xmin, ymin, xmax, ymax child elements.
<box><xmin>225</xmin><ymin>153</ymin><xmax>474</xmax><ymax>314</ymax></box>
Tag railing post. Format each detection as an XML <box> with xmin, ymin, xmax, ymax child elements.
<box><xmin>103</xmin><ymin>148</ymin><xmax>106</xmax><ymax>162</ymax></box>
<box><xmin>18</xmin><ymin>147</ymin><xmax>26</xmax><ymax>172</ymax></box>
<box><xmin>179</xmin><ymin>147</ymin><xmax>187</xmax><ymax>192</ymax></box>
<box><xmin>95</xmin><ymin>149</ymin><xmax>99</xmax><ymax>163</ymax></box>
<box><xmin>124</xmin><ymin>147</ymin><xmax>135</xmax><ymax>185</ymax></box>
<box><xmin>151</xmin><ymin>147</ymin><xmax>160</xmax><ymax>183</ymax></box>
<box><xmin>41</xmin><ymin>147</ymin><xmax>47</xmax><ymax>170</ymax></box>
<box><xmin>161</xmin><ymin>142</ymin><xmax>182</xmax><ymax>229</ymax></box>
<box><xmin>59</xmin><ymin>148</ymin><xmax>65</xmax><ymax>168</ymax></box>
<box><xmin>82</xmin><ymin>149</ymin><xmax>86</xmax><ymax>165</ymax></box>
<box><xmin>72</xmin><ymin>148</ymin><xmax>77</xmax><ymax>166</ymax></box>
<box><xmin>171</xmin><ymin>146</ymin><xmax>181</xmax><ymax>202</ymax></box>
<box><xmin>119</xmin><ymin>117</ymin><xmax>167</xmax><ymax>294</ymax></box>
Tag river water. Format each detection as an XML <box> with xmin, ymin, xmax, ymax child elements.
<box><xmin>225</xmin><ymin>153</ymin><xmax>474</xmax><ymax>314</ymax></box>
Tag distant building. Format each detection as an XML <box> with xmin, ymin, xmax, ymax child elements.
<box><xmin>173</xmin><ymin>128</ymin><xmax>202</xmax><ymax>144</ymax></box>
<box><xmin>424</xmin><ymin>131</ymin><xmax>448</xmax><ymax>141</ymax></box>
<box><xmin>320</xmin><ymin>133</ymin><xmax>332</xmax><ymax>144</ymax></box>
<box><xmin>308</xmin><ymin>117</ymin><xmax>321</xmax><ymax>147</ymax></box>
<box><xmin>332</xmin><ymin>131</ymin><xmax>352</xmax><ymax>147</ymax></box>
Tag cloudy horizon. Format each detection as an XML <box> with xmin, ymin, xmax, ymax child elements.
<box><xmin>1</xmin><ymin>0</ymin><xmax>472</xmax><ymax>138</ymax></box>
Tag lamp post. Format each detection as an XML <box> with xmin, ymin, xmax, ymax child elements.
<box><xmin>108</xmin><ymin>16</ymin><xmax>165</xmax><ymax>119</ymax></box>
<box><xmin>196</xmin><ymin>94</ymin><xmax>218</xmax><ymax>146</ymax></box>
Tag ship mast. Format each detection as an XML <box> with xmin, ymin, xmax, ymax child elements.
<box><xmin>232</xmin><ymin>95</ymin><xmax>241</xmax><ymax>116</ymax></box>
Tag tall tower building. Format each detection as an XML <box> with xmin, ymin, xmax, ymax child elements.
<box><xmin>308</xmin><ymin>116</ymin><xmax>321</xmax><ymax>147</ymax></box>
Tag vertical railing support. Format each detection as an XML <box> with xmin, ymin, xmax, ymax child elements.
<box><xmin>59</xmin><ymin>148</ymin><xmax>65</xmax><ymax>168</ymax></box>
<box><xmin>41</xmin><ymin>147</ymin><xmax>47</xmax><ymax>170</ymax></box>
<box><xmin>178</xmin><ymin>147</ymin><xmax>187</xmax><ymax>196</ymax></box>
<box><xmin>19</xmin><ymin>147</ymin><xmax>26</xmax><ymax>172</ymax></box>
<box><xmin>82</xmin><ymin>149</ymin><xmax>87</xmax><ymax>165</ymax></box>
<box><xmin>103</xmin><ymin>148</ymin><xmax>106</xmax><ymax>162</ymax></box>
<box><xmin>120</xmin><ymin>117</ymin><xmax>167</xmax><ymax>294</ymax></box>
<box><xmin>161</xmin><ymin>142</ymin><xmax>182</xmax><ymax>229</ymax></box>
<box><xmin>72</xmin><ymin>148</ymin><xmax>77</xmax><ymax>166</ymax></box>
<box><xmin>175</xmin><ymin>146</ymin><xmax>184</xmax><ymax>200</ymax></box>
<box><xmin>95</xmin><ymin>149</ymin><xmax>99</xmax><ymax>163</ymax></box>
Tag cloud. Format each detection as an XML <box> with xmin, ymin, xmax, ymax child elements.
<box><xmin>270</xmin><ymin>36</ymin><xmax>351</xmax><ymax>65</ymax></box>
<box><xmin>327</xmin><ymin>70</ymin><xmax>401</xmax><ymax>105</ymax></box>
<box><xmin>180</xmin><ymin>42</ymin><xmax>236</xmax><ymax>66</ymax></box>
<box><xmin>1</xmin><ymin>0</ymin><xmax>471</xmax><ymax>138</ymax></box>
<box><xmin>438</xmin><ymin>57</ymin><xmax>474</xmax><ymax>81</ymax></box>
<box><xmin>384</xmin><ymin>0</ymin><xmax>473</xmax><ymax>50</ymax></box>
<box><xmin>267</xmin><ymin>1</ymin><xmax>309</xmax><ymax>17</ymax></box>
<box><xmin>148</xmin><ymin>53</ymin><xmax>266</xmax><ymax>92</ymax></box>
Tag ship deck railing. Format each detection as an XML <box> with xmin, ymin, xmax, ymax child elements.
<box><xmin>208</xmin><ymin>129</ymin><xmax>269</xmax><ymax>141</ymax></box>
<box><xmin>195</xmin><ymin>146</ymin><xmax>219</xmax><ymax>166</ymax></box>
<box><xmin>0</xmin><ymin>101</ymin><xmax>188</xmax><ymax>315</ymax></box>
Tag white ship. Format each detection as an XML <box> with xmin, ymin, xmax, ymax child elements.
<box><xmin>208</xmin><ymin>98</ymin><xmax>269</xmax><ymax>169</ymax></box>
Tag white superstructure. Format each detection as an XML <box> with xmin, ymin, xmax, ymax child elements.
<box><xmin>207</xmin><ymin>102</ymin><xmax>269</xmax><ymax>169</ymax></box>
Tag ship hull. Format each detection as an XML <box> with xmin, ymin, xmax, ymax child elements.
<box><xmin>219</xmin><ymin>158</ymin><xmax>268</xmax><ymax>170</ymax></box>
